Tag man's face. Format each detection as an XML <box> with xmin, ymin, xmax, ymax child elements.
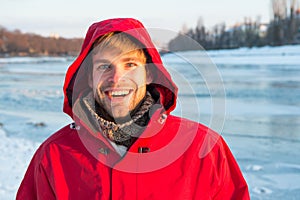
<box><xmin>90</xmin><ymin>48</ymin><xmax>149</xmax><ymax>121</ymax></box>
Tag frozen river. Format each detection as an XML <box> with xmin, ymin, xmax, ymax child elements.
<box><xmin>1</xmin><ymin>45</ymin><xmax>300</xmax><ymax>199</ymax></box>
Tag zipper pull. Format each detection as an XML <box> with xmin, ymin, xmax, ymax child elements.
<box><xmin>138</xmin><ymin>147</ymin><xmax>150</xmax><ymax>153</ymax></box>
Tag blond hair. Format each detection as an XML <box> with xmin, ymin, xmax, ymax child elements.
<box><xmin>92</xmin><ymin>32</ymin><xmax>147</xmax><ymax>63</ymax></box>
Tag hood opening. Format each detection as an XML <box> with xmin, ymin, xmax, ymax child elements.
<box><xmin>63</xmin><ymin>18</ymin><xmax>178</xmax><ymax>119</ymax></box>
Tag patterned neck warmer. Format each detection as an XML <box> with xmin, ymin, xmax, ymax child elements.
<box><xmin>83</xmin><ymin>92</ymin><xmax>155</xmax><ymax>148</ymax></box>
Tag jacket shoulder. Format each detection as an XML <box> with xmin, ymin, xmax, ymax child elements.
<box><xmin>166</xmin><ymin>115</ymin><xmax>249</xmax><ymax>199</ymax></box>
<box><xmin>33</xmin><ymin>124</ymin><xmax>78</xmax><ymax>160</ymax></box>
<box><xmin>166</xmin><ymin>115</ymin><xmax>225</xmax><ymax>156</ymax></box>
<box><xmin>166</xmin><ymin>115</ymin><xmax>221</xmax><ymax>139</ymax></box>
<box><xmin>43</xmin><ymin>124</ymin><xmax>76</xmax><ymax>144</ymax></box>
<box><xmin>16</xmin><ymin>123</ymin><xmax>78</xmax><ymax>199</ymax></box>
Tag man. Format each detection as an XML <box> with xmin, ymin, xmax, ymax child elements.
<box><xmin>17</xmin><ymin>18</ymin><xmax>250</xmax><ymax>199</ymax></box>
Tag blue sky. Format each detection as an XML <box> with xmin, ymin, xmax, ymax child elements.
<box><xmin>1</xmin><ymin>0</ymin><xmax>271</xmax><ymax>41</ymax></box>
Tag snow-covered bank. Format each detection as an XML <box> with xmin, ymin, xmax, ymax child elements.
<box><xmin>163</xmin><ymin>44</ymin><xmax>300</xmax><ymax>65</ymax></box>
<box><xmin>207</xmin><ymin>45</ymin><xmax>300</xmax><ymax>65</ymax></box>
<box><xmin>0</xmin><ymin>128</ymin><xmax>39</xmax><ymax>199</ymax></box>
<box><xmin>0</xmin><ymin>56</ymin><xmax>75</xmax><ymax>64</ymax></box>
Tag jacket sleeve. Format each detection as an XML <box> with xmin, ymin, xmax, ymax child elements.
<box><xmin>213</xmin><ymin>137</ymin><xmax>250</xmax><ymax>200</ymax></box>
<box><xmin>16</xmin><ymin>147</ymin><xmax>56</xmax><ymax>200</ymax></box>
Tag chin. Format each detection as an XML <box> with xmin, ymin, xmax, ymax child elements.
<box><xmin>111</xmin><ymin>108</ymin><xmax>131</xmax><ymax>121</ymax></box>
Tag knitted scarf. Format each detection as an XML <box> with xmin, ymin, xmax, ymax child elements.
<box><xmin>83</xmin><ymin>92</ymin><xmax>155</xmax><ymax>148</ymax></box>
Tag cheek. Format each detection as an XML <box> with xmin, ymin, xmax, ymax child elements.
<box><xmin>91</xmin><ymin>76</ymin><xmax>103</xmax><ymax>97</ymax></box>
<box><xmin>92</xmin><ymin>70</ymin><xmax>106</xmax><ymax>87</ymax></box>
<box><xmin>129</xmin><ymin>68</ymin><xmax>147</xmax><ymax>85</ymax></box>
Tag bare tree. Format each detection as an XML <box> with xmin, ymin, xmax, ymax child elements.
<box><xmin>288</xmin><ymin>0</ymin><xmax>298</xmax><ymax>43</ymax></box>
<box><xmin>269</xmin><ymin>0</ymin><xmax>287</xmax><ymax>45</ymax></box>
<box><xmin>272</xmin><ymin>0</ymin><xmax>287</xmax><ymax>20</ymax></box>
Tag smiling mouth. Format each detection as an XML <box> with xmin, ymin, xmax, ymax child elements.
<box><xmin>105</xmin><ymin>89</ymin><xmax>133</xmax><ymax>98</ymax></box>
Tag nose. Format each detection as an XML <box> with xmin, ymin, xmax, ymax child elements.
<box><xmin>108</xmin><ymin>65</ymin><xmax>125</xmax><ymax>83</ymax></box>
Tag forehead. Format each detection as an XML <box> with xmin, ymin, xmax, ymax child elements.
<box><xmin>92</xmin><ymin>48</ymin><xmax>146</xmax><ymax>63</ymax></box>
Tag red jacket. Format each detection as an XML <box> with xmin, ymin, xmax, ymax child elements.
<box><xmin>17</xmin><ymin>18</ymin><xmax>249</xmax><ymax>200</ymax></box>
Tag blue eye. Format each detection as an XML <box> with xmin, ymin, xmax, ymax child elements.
<box><xmin>126</xmin><ymin>63</ymin><xmax>137</xmax><ymax>68</ymax></box>
<box><xmin>97</xmin><ymin>64</ymin><xmax>111</xmax><ymax>70</ymax></box>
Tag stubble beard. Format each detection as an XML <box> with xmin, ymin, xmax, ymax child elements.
<box><xmin>95</xmin><ymin>87</ymin><xmax>133</xmax><ymax>123</ymax></box>
<box><xmin>95</xmin><ymin>84</ymin><xmax>147</xmax><ymax>124</ymax></box>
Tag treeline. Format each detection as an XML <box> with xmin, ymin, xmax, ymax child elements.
<box><xmin>0</xmin><ymin>27</ymin><xmax>83</xmax><ymax>57</ymax></box>
<box><xmin>168</xmin><ymin>0</ymin><xmax>300</xmax><ymax>51</ymax></box>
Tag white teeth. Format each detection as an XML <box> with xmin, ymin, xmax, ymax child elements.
<box><xmin>110</xmin><ymin>90</ymin><xmax>130</xmax><ymax>97</ymax></box>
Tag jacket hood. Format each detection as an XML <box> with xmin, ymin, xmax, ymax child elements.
<box><xmin>63</xmin><ymin>18</ymin><xmax>178</xmax><ymax>119</ymax></box>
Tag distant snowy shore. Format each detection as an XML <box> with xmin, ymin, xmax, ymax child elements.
<box><xmin>0</xmin><ymin>56</ymin><xmax>75</xmax><ymax>64</ymax></box>
<box><xmin>207</xmin><ymin>45</ymin><xmax>300</xmax><ymax>65</ymax></box>
<box><xmin>162</xmin><ymin>44</ymin><xmax>300</xmax><ymax>65</ymax></box>
<box><xmin>1</xmin><ymin>44</ymin><xmax>300</xmax><ymax>65</ymax></box>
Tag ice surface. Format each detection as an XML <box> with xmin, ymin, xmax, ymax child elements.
<box><xmin>1</xmin><ymin>45</ymin><xmax>300</xmax><ymax>199</ymax></box>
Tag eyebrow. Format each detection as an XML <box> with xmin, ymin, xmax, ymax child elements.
<box><xmin>120</xmin><ymin>57</ymin><xmax>144</xmax><ymax>62</ymax></box>
<box><xmin>93</xmin><ymin>58</ymin><xmax>111</xmax><ymax>64</ymax></box>
<box><xmin>93</xmin><ymin>57</ymin><xmax>144</xmax><ymax>64</ymax></box>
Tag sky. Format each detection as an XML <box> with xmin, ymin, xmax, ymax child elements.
<box><xmin>0</xmin><ymin>0</ymin><xmax>272</xmax><ymax>44</ymax></box>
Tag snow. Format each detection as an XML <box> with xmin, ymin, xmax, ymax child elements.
<box><xmin>0</xmin><ymin>128</ymin><xmax>39</xmax><ymax>199</ymax></box>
